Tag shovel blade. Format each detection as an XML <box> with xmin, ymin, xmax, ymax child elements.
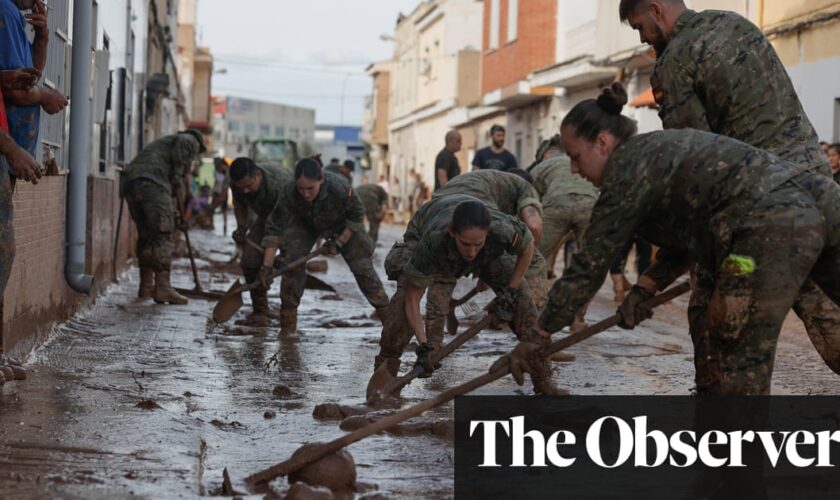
<box><xmin>304</xmin><ymin>274</ymin><xmax>336</xmax><ymax>292</ymax></box>
<box><xmin>365</xmin><ymin>363</ymin><xmax>397</xmax><ymax>402</ymax></box>
<box><xmin>212</xmin><ymin>280</ymin><xmax>245</xmax><ymax>323</ymax></box>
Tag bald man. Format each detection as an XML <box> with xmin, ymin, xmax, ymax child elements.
<box><xmin>434</xmin><ymin>130</ymin><xmax>462</xmax><ymax>190</ymax></box>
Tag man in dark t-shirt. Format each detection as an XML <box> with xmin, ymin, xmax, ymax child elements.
<box><xmin>434</xmin><ymin>130</ymin><xmax>462</xmax><ymax>190</ymax></box>
<box><xmin>471</xmin><ymin>124</ymin><xmax>518</xmax><ymax>171</ymax></box>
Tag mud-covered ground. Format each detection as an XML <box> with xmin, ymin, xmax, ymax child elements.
<box><xmin>0</xmin><ymin>217</ymin><xmax>837</xmax><ymax>498</ymax></box>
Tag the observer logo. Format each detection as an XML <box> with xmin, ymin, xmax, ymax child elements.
<box><xmin>469</xmin><ymin>415</ymin><xmax>840</xmax><ymax>469</ymax></box>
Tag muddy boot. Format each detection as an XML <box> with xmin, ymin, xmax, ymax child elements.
<box><xmin>570</xmin><ymin>312</ymin><xmax>588</xmax><ymax>333</ymax></box>
<box><xmin>531</xmin><ymin>361</ymin><xmax>569</xmax><ymax>396</ymax></box>
<box><xmin>250</xmin><ymin>289</ymin><xmax>281</xmax><ymax>320</ymax></box>
<box><xmin>373</xmin><ymin>355</ymin><xmax>401</xmax><ymax>377</ymax></box>
<box><xmin>0</xmin><ymin>371</ymin><xmax>5</xmax><ymax>386</ymax></box>
<box><xmin>138</xmin><ymin>267</ymin><xmax>154</xmax><ymax>298</ymax></box>
<box><xmin>153</xmin><ymin>271</ymin><xmax>188</xmax><ymax>305</ymax></box>
<box><xmin>0</xmin><ymin>353</ymin><xmax>25</xmax><ymax>380</ymax></box>
<box><xmin>280</xmin><ymin>307</ymin><xmax>299</xmax><ymax>337</ymax></box>
<box><xmin>611</xmin><ymin>273</ymin><xmax>628</xmax><ymax>303</ymax></box>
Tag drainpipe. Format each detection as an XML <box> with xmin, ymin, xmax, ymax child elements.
<box><xmin>65</xmin><ymin>0</ymin><xmax>94</xmax><ymax>294</ymax></box>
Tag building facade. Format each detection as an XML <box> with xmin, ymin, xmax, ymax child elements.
<box><xmin>213</xmin><ymin>96</ymin><xmax>315</xmax><ymax>158</ymax></box>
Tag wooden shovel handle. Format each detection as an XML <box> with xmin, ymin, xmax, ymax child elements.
<box><xmin>246</xmin><ymin>282</ymin><xmax>691</xmax><ymax>486</ymax></box>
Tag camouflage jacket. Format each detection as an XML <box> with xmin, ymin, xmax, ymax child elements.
<box><xmin>432</xmin><ymin>169</ymin><xmax>541</xmax><ymax>217</ymax></box>
<box><xmin>124</xmin><ymin>133</ymin><xmax>199</xmax><ymax>194</ymax></box>
<box><xmin>651</xmin><ymin>9</ymin><xmax>829</xmax><ymax>176</ymax></box>
<box><xmin>324</xmin><ymin>163</ymin><xmax>351</xmax><ymax>182</ymax></box>
<box><xmin>540</xmin><ymin>129</ymin><xmax>808</xmax><ymax>331</ymax></box>
<box><xmin>530</xmin><ymin>156</ymin><xmax>598</xmax><ymax>209</ymax></box>
<box><xmin>231</xmin><ymin>163</ymin><xmax>293</xmax><ymax>218</ymax></box>
<box><xmin>263</xmin><ymin>171</ymin><xmax>366</xmax><ymax>247</ymax></box>
<box><xmin>355</xmin><ymin>184</ymin><xmax>388</xmax><ymax>213</ymax></box>
<box><xmin>401</xmin><ymin>194</ymin><xmax>533</xmax><ymax>289</ymax></box>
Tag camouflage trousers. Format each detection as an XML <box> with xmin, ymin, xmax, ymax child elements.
<box><xmin>539</xmin><ymin>197</ymin><xmax>595</xmax><ymax>278</ymax></box>
<box><xmin>365</xmin><ymin>207</ymin><xmax>385</xmax><ymax>244</ymax></box>
<box><xmin>376</xmin><ymin>250</ymin><xmax>543</xmax><ymax>373</ymax></box>
<box><xmin>280</xmin><ymin>222</ymin><xmax>389</xmax><ymax>310</ymax></box>
<box><xmin>124</xmin><ymin>179</ymin><xmax>175</xmax><ymax>272</ymax></box>
<box><xmin>0</xmin><ymin>158</ymin><xmax>15</xmax><ymax>298</ymax></box>
<box><xmin>689</xmin><ymin>180</ymin><xmax>840</xmax><ymax>395</ymax></box>
<box><xmin>241</xmin><ymin>214</ymin><xmax>268</xmax><ymax>290</ymax></box>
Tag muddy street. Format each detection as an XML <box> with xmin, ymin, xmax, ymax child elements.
<box><xmin>0</xmin><ymin>220</ymin><xmax>837</xmax><ymax>498</ymax></box>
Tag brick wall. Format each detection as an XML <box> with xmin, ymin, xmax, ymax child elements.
<box><xmin>481</xmin><ymin>0</ymin><xmax>557</xmax><ymax>95</ymax></box>
<box><xmin>1</xmin><ymin>175</ymin><xmax>135</xmax><ymax>358</ymax></box>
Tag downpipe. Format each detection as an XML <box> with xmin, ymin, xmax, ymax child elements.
<box><xmin>64</xmin><ymin>0</ymin><xmax>94</xmax><ymax>293</ymax></box>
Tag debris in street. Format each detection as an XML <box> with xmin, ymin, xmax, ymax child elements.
<box><xmin>273</xmin><ymin>384</ymin><xmax>299</xmax><ymax>399</ymax></box>
<box><xmin>287</xmin><ymin>443</ymin><xmax>357</xmax><ymax>493</ymax></box>
<box><xmin>264</xmin><ymin>410</ymin><xmax>276</xmax><ymax>419</ymax></box>
<box><xmin>135</xmin><ymin>399</ymin><xmax>162</xmax><ymax>410</ymax></box>
<box><xmin>340</xmin><ymin>414</ymin><xmax>454</xmax><ymax>441</ymax></box>
<box><xmin>210</xmin><ymin>419</ymin><xmax>246</xmax><ymax>431</ymax></box>
<box><xmin>311</xmin><ymin>403</ymin><xmax>371</xmax><ymax>421</ymax></box>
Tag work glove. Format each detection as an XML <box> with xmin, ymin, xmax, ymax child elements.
<box><xmin>414</xmin><ymin>341</ymin><xmax>438</xmax><ymax>378</ymax></box>
<box><xmin>490</xmin><ymin>341</ymin><xmax>544</xmax><ymax>385</ymax></box>
<box><xmin>489</xmin><ymin>286</ymin><xmax>520</xmax><ymax>324</ymax></box>
<box><xmin>232</xmin><ymin>226</ymin><xmax>247</xmax><ymax>246</ymax></box>
<box><xmin>323</xmin><ymin>235</ymin><xmax>343</xmax><ymax>256</ymax></box>
<box><xmin>617</xmin><ymin>285</ymin><xmax>655</xmax><ymax>329</ymax></box>
<box><xmin>258</xmin><ymin>265</ymin><xmax>275</xmax><ymax>289</ymax></box>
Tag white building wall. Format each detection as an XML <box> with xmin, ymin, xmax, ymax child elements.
<box><xmin>787</xmin><ymin>57</ymin><xmax>840</xmax><ymax>141</ymax></box>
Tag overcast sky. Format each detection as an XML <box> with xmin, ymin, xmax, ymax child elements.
<box><xmin>197</xmin><ymin>0</ymin><xmax>420</xmax><ymax>126</ymax></box>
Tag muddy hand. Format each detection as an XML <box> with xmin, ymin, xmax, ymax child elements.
<box><xmin>414</xmin><ymin>341</ymin><xmax>438</xmax><ymax>378</ymax></box>
<box><xmin>490</xmin><ymin>341</ymin><xmax>543</xmax><ymax>386</ymax></box>
<box><xmin>617</xmin><ymin>285</ymin><xmax>655</xmax><ymax>329</ymax></box>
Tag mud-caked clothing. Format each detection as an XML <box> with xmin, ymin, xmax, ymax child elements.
<box><xmin>651</xmin><ymin>8</ymin><xmax>840</xmax><ymax>379</ymax></box>
<box><xmin>264</xmin><ymin>172</ymin><xmax>388</xmax><ymax>310</ymax></box>
<box><xmin>231</xmin><ymin>164</ymin><xmax>293</xmax><ymax>284</ymax></box>
<box><xmin>355</xmin><ymin>184</ymin><xmax>388</xmax><ymax>243</ymax></box>
<box><xmin>124</xmin><ymin>134</ymin><xmax>199</xmax><ymax>272</ymax></box>
<box><xmin>427</xmin><ymin>171</ymin><xmax>547</xmax><ymax>330</ymax></box>
<box><xmin>377</xmin><ymin>194</ymin><xmax>539</xmax><ymax>370</ymax></box>
<box><xmin>540</xmin><ymin>129</ymin><xmax>840</xmax><ymax>395</ymax></box>
<box><xmin>0</xmin><ymin>155</ymin><xmax>14</xmax><ymax>293</ymax></box>
<box><xmin>530</xmin><ymin>156</ymin><xmax>597</xmax><ymax>269</ymax></box>
<box><xmin>324</xmin><ymin>164</ymin><xmax>351</xmax><ymax>183</ymax></box>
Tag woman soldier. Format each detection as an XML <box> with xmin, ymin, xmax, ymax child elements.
<box><xmin>373</xmin><ymin>194</ymin><xmax>567</xmax><ymax>396</ymax></box>
<box><xmin>261</xmin><ymin>158</ymin><xmax>390</xmax><ymax>335</ymax></box>
<box><xmin>505</xmin><ymin>82</ymin><xmax>840</xmax><ymax>395</ymax></box>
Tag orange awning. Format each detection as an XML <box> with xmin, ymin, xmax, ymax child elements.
<box><xmin>630</xmin><ymin>88</ymin><xmax>657</xmax><ymax>108</ymax></box>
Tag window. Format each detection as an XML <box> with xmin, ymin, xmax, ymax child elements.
<box><xmin>515</xmin><ymin>133</ymin><xmax>523</xmax><ymax>166</ymax></box>
<box><xmin>259</xmin><ymin>124</ymin><xmax>271</xmax><ymax>137</ymax></box>
<box><xmin>275</xmin><ymin>126</ymin><xmax>285</xmax><ymax>137</ymax></box>
<box><xmin>489</xmin><ymin>0</ymin><xmax>500</xmax><ymax>50</ymax></box>
<box><xmin>227</xmin><ymin>120</ymin><xmax>240</xmax><ymax>133</ymax></box>
<box><xmin>290</xmin><ymin>128</ymin><xmax>298</xmax><ymax>139</ymax></box>
<box><xmin>507</xmin><ymin>0</ymin><xmax>518</xmax><ymax>42</ymax></box>
<box><xmin>244</xmin><ymin>122</ymin><xmax>256</xmax><ymax>136</ymax></box>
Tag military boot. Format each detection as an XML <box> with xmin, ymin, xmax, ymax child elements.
<box><xmin>279</xmin><ymin>307</ymin><xmax>299</xmax><ymax>337</ymax></box>
<box><xmin>531</xmin><ymin>361</ymin><xmax>569</xmax><ymax>396</ymax></box>
<box><xmin>153</xmin><ymin>271</ymin><xmax>188</xmax><ymax>305</ymax></box>
<box><xmin>0</xmin><ymin>353</ymin><xmax>26</xmax><ymax>380</ymax></box>
<box><xmin>250</xmin><ymin>289</ymin><xmax>281</xmax><ymax>320</ymax></box>
<box><xmin>138</xmin><ymin>267</ymin><xmax>155</xmax><ymax>298</ymax></box>
<box><xmin>373</xmin><ymin>355</ymin><xmax>401</xmax><ymax>377</ymax></box>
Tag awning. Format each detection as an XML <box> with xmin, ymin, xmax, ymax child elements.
<box><xmin>630</xmin><ymin>88</ymin><xmax>657</xmax><ymax>108</ymax></box>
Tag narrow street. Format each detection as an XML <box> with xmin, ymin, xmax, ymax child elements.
<box><xmin>0</xmin><ymin>219</ymin><xmax>836</xmax><ymax>498</ymax></box>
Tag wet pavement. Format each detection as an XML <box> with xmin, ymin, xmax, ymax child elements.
<box><xmin>0</xmin><ymin>218</ymin><xmax>837</xmax><ymax>498</ymax></box>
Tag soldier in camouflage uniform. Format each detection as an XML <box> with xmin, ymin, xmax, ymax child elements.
<box><xmin>354</xmin><ymin>183</ymin><xmax>388</xmax><ymax>244</ymax></box>
<box><xmin>123</xmin><ymin>130</ymin><xmax>205</xmax><ymax>305</ymax></box>
<box><xmin>530</xmin><ymin>135</ymin><xmax>598</xmax><ymax>331</ymax></box>
<box><xmin>229</xmin><ymin>157</ymin><xmax>293</xmax><ymax>323</ymax></box>
<box><xmin>262</xmin><ymin>158</ymin><xmax>389</xmax><ymax>335</ymax></box>
<box><xmin>620</xmin><ymin>0</ymin><xmax>840</xmax><ymax>377</ymax></box>
<box><xmin>521</xmin><ymin>87</ymin><xmax>840</xmax><ymax>395</ymax></box>
<box><xmin>325</xmin><ymin>159</ymin><xmax>353</xmax><ymax>182</ymax></box>
<box><xmin>424</xmin><ymin>169</ymin><xmax>547</xmax><ymax>343</ymax></box>
<box><xmin>376</xmin><ymin>196</ymin><xmax>565</xmax><ymax>395</ymax></box>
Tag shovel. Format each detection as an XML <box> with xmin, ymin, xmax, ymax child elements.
<box><xmin>366</xmin><ymin>314</ymin><xmax>493</xmax><ymax>403</ymax></box>
<box><xmin>244</xmin><ymin>239</ymin><xmax>337</xmax><ymax>294</ymax></box>
<box><xmin>245</xmin><ymin>281</ymin><xmax>691</xmax><ymax>487</ymax></box>
<box><xmin>212</xmin><ymin>246</ymin><xmax>330</xmax><ymax>323</ymax></box>
<box><xmin>446</xmin><ymin>285</ymin><xmax>482</xmax><ymax>336</ymax></box>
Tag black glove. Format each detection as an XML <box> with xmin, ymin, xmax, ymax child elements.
<box><xmin>618</xmin><ymin>285</ymin><xmax>655</xmax><ymax>329</ymax></box>
<box><xmin>174</xmin><ymin>212</ymin><xmax>187</xmax><ymax>232</ymax></box>
<box><xmin>489</xmin><ymin>286</ymin><xmax>520</xmax><ymax>324</ymax></box>
<box><xmin>232</xmin><ymin>226</ymin><xmax>247</xmax><ymax>246</ymax></box>
<box><xmin>414</xmin><ymin>341</ymin><xmax>437</xmax><ymax>378</ymax></box>
<box><xmin>324</xmin><ymin>235</ymin><xmax>343</xmax><ymax>256</ymax></box>
<box><xmin>257</xmin><ymin>265</ymin><xmax>275</xmax><ymax>289</ymax></box>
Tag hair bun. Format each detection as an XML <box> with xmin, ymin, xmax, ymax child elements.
<box><xmin>597</xmin><ymin>81</ymin><xmax>628</xmax><ymax>116</ymax></box>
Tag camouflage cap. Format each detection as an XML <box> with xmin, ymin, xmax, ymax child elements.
<box><xmin>535</xmin><ymin>139</ymin><xmax>552</xmax><ymax>162</ymax></box>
